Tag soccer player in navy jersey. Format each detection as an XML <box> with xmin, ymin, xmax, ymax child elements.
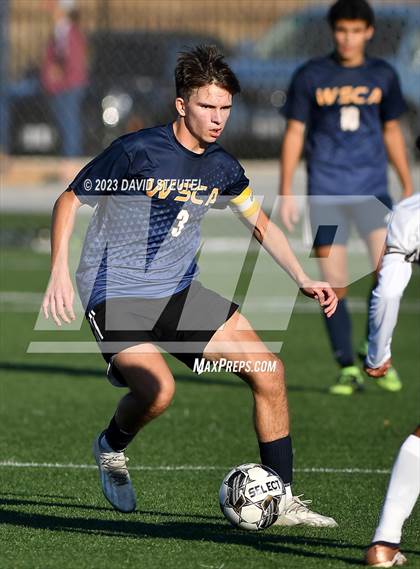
<box><xmin>279</xmin><ymin>0</ymin><xmax>413</xmax><ymax>395</ymax></box>
<box><xmin>42</xmin><ymin>46</ymin><xmax>338</xmax><ymax>526</ymax></box>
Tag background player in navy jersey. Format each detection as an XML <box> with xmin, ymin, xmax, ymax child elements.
<box><xmin>42</xmin><ymin>46</ymin><xmax>339</xmax><ymax>526</ymax></box>
<box><xmin>279</xmin><ymin>0</ymin><xmax>413</xmax><ymax>395</ymax></box>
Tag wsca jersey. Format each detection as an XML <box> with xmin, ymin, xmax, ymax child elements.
<box><xmin>284</xmin><ymin>55</ymin><xmax>406</xmax><ymax>196</ymax></box>
<box><xmin>69</xmin><ymin>123</ymin><xmax>250</xmax><ymax>310</ymax></box>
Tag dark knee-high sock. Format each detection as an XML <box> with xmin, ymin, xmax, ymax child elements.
<box><xmin>259</xmin><ymin>435</ymin><xmax>293</xmax><ymax>486</ymax></box>
<box><xmin>102</xmin><ymin>415</ymin><xmax>136</xmax><ymax>452</ymax></box>
<box><xmin>323</xmin><ymin>298</ymin><xmax>354</xmax><ymax>367</ymax></box>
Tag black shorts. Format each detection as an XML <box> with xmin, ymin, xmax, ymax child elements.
<box><xmin>309</xmin><ymin>194</ymin><xmax>393</xmax><ymax>247</ymax></box>
<box><xmin>86</xmin><ymin>280</ymin><xmax>239</xmax><ymax>385</ymax></box>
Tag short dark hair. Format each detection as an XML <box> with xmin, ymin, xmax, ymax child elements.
<box><xmin>175</xmin><ymin>45</ymin><xmax>240</xmax><ymax>100</ymax></box>
<box><xmin>327</xmin><ymin>0</ymin><xmax>375</xmax><ymax>28</ymax></box>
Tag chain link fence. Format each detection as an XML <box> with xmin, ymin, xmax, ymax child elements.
<box><xmin>1</xmin><ymin>0</ymin><xmax>419</xmax><ymax>159</ymax></box>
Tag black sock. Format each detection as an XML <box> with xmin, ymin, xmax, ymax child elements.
<box><xmin>102</xmin><ymin>415</ymin><xmax>136</xmax><ymax>452</ymax></box>
<box><xmin>323</xmin><ymin>298</ymin><xmax>354</xmax><ymax>367</ymax></box>
<box><xmin>259</xmin><ymin>435</ymin><xmax>293</xmax><ymax>485</ymax></box>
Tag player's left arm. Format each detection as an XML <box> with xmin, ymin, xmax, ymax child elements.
<box><xmin>383</xmin><ymin>119</ymin><xmax>413</xmax><ymax>199</ymax></box>
<box><xmin>230</xmin><ymin>190</ymin><xmax>337</xmax><ymax>318</ymax></box>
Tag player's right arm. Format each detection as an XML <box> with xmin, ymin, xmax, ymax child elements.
<box><xmin>278</xmin><ymin>64</ymin><xmax>312</xmax><ymax>232</ymax></box>
<box><xmin>279</xmin><ymin>119</ymin><xmax>305</xmax><ymax>231</ymax></box>
<box><xmin>42</xmin><ymin>189</ymin><xmax>82</xmax><ymax>326</ymax></box>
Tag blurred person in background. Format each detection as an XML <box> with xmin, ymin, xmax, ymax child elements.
<box><xmin>41</xmin><ymin>0</ymin><xmax>88</xmax><ymax>180</ymax></box>
<box><xmin>0</xmin><ymin>0</ymin><xmax>9</xmax><ymax>172</ymax></box>
<box><xmin>278</xmin><ymin>0</ymin><xmax>413</xmax><ymax>395</ymax></box>
<box><xmin>1</xmin><ymin>0</ymin><xmax>87</xmax><ymax>181</ymax></box>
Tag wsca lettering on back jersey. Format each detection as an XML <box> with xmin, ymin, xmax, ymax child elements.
<box><xmin>68</xmin><ymin>123</ymin><xmax>249</xmax><ymax>310</ymax></box>
<box><xmin>284</xmin><ymin>55</ymin><xmax>406</xmax><ymax>196</ymax></box>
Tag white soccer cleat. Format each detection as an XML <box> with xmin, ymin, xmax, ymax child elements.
<box><xmin>274</xmin><ymin>495</ymin><xmax>338</xmax><ymax>527</ymax></box>
<box><xmin>92</xmin><ymin>435</ymin><xmax>136</xmax><ymax>513</ymax></box>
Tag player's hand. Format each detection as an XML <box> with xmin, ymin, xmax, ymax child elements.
<box><xmin>364</xmin><ymin>359</ymin><xmax>392</xmax><ymax>378</ymax></box>
<box><xmin>401</xmin><ymin>187</ymin><xmax>414</xmax><ymax>199</ymax></box>
<box><xmin>279</xmin><ymin>195</ymin><xmax>300</xmax><ymax>232</ymax></box>
<box><xmin>42</xmin><ymin>269</ymin><xmax>76</xmax><ymax>326</ymax></box>
<box><xmin>299</xmin><ymin>280</ymin><xmax>338</xmax><ymax>318</ymax></box>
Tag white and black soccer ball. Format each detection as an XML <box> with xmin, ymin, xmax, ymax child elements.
<box><xmin>219</xmin><ymin>463</ymin><xmax>286</xmax><ymax>531</ymax></box>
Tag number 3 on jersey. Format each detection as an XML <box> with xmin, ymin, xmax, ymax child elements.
<box><xmin>171</xmin><ymin>210</ymin><xmax>190</xmax><ymax>237</ymax></box>
<box><xmin>340</xmin><ymin>106</ymin><xmax>360</xmax><ymax>132</ymax></box>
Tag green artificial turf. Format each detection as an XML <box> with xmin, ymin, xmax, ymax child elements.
<box><xmin>0</xmin><ymin>216</ymin><xmax>419</xmax><ymax>568</ymax></box>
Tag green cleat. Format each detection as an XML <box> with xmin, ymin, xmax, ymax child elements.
<box><xmin>329</xmin><ymin>365</ymin><xmax>364</xmax><ymax>395</ymax></box>
<box><xmin>376</xmin><ymin>367</ymin><xmax>402</xmax><ymax>392</ymax></box>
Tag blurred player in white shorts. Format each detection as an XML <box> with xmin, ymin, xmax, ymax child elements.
<box><xmin>364</xmin><ymin>193</ymin><xmax>420</xmax><ymax>567</ymax></box>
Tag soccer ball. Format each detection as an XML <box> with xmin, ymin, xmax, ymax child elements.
<box><xmin>219</xmin><ymin>463</ymin><xmax>286</xmax><ymax>531</ymax></box>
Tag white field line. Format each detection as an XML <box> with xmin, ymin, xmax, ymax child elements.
<box><xmin>1</xmin><ymin>291</ymin><xmax>420</xmax><ymax>314</ymax></box>
<box><xmin>0</xmin><ymin>460</ymin><xmax>390</xmax><ymax>474</ymax></box>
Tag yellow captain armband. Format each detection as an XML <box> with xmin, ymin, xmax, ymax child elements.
<box><xmin>229</xmin><ymin>187</ymin><xmax>260</xmax><ymax>218</ymax></box>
